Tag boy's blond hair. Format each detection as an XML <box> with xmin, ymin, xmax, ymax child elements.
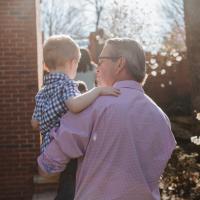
<box><xmin>43</xmin><ymin>35</ymin><xmax>80</xmax><ymax>70</ymax></box>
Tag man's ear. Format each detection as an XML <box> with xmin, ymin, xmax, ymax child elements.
<box><xmin>116</xmin><ymin>57</ymin><xmax>126</xmax><ymax>74</ymax></box>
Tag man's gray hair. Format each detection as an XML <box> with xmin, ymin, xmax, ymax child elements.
<box><xmin>106</xmin><ymin>38</ymin><xmax>146</xmax><ymax>83</ymax></box>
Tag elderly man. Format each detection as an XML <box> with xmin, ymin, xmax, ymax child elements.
<box><xmin>38</xmin><ymin>38</ymin><xmax>176</xmax><ymax>200</ymax></box>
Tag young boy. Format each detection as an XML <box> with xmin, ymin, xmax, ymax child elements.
<box><xmin>31</xmin><ymin>34</ymin><xmax>120</xmax><ymax>153</ymax></box>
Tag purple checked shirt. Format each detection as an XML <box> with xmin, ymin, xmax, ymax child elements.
<box><xmin>38</xmin><ymin>80</ymin><xmax>176</xmax><ymax>200</ymax></box>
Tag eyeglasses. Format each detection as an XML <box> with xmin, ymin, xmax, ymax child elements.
<box><xmin>98</xmin><ymin>56</ymin><xmax>121</xmax><ymax>65</ymax></box>
<box><xmin>98</xmin><ymin>56</ymin><xmax>121</xmax><ymax>61</ymax></box>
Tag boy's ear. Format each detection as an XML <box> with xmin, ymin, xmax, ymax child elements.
<box><xmin>71</xmin><ymin>59</ymin><xmax>76</xmax><ymax>65</ymax></box>
<box><xmin>64</xmin><ymin>59</ymin><xmax>71</xmax><ymax>67</ymax></box>
<box><xmin>71</xmin><ymin>58</ymin><xmax>79</xmax><ymax>67</ymax></box>
<box><xmin>43</xmin><ymin>62</ymin><xmax>49</xmax><ymax>72</ymax></box>
<box><xmin>67</xmin><ymin>58</ymin><xmax>74</xmax><ymax>64</ymax></box>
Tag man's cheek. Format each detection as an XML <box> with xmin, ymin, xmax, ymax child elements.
<box><xmin>96</xmin><ymin>74</ymin><xmax>107</xmax><ymax>87</ymax></box>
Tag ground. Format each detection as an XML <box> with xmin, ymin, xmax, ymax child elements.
<box><xmin>33</xmin><ymin>192</ymin><xmax>56</xmax><ymax>200</ymax></box>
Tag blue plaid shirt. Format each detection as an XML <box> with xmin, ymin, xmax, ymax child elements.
<box><xmin>32</xmin><ymin>73</ymin><xmax>80</xmax><ymax>152</ymax></box>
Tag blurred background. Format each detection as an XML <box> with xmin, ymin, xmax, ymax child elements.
<box><xmin>0</xmin><ymin>0</ymin><xmax>199</xmax><ymax>199</ymax></box>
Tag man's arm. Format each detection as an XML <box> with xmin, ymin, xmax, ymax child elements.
<box><xmin>66</xmin><ymin>87</ymin><xmax>120</xmax><ymax>113</ymax></box>
<box><xmin>37</xmin><ymin>106</ymin><xmax>95</xmax><ymax>176</ymax></box>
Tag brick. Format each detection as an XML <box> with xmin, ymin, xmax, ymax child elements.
<box><xmin>0</xmin><ymin>1</ymin><xmax>42</xmax><ymax>199</ymax></box>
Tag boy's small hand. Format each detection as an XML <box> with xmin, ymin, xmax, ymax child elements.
<box><xmin>31</xmin><ymin>119</ymin><xmax>39</xmax><ymax>130</ymax></box>
<box><xmin>99</xmin><ymin>87</ymin><xmax>120</xmax><ymax>96</ymax></box>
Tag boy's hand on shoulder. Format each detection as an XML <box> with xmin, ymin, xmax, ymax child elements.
<box><xmin>98</xmin><ymin>87</ymin><xmax>120</xmax><ymax>97</ymax></box>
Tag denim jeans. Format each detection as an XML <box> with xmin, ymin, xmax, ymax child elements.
<box><xmin>55</xmin><ymin>159</ymin><xmax>77</xmax><ymax>200</ymax></box>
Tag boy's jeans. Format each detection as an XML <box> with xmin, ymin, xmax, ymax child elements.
<box><xmin>55</xmin><ymin>159</ymin><xmax>77</xmax><ymax>200</ymax></box>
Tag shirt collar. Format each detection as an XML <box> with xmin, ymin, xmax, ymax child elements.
<box><xmin>113</xmin><ymin>80</ymin><xmax>144</xmax><ymax>93</ymax></box>
<box><xmin>44</xmin><ymin>72</ymin><xmax>70</xmax><ymax>85</ymax></box>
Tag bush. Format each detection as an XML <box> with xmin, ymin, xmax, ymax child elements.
<box><xmin>159</xmin><ymin>146</ymin><xmax>200</xmax><ymax>200</ymax></box>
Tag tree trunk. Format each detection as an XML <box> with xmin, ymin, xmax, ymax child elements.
<box><xmin>184</xmin><ymin>0</ymin><xmax>200</xmax><ymax>112</ymax></box>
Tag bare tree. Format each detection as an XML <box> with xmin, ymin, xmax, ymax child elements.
<box><xmin>40</xmin><ymin>0</ymin><xmax>185</xmax><ymax>52</ymax></box>
<box><xmin>99</xmin><ymin>0</ymin><xmax>156</xmax><ymax>49</ymax></box>
<box><xmin>161</xmin><ymin>22</ymin><xmax>186</xmax><ymax>52</ymax></box>
<box><xmin>84</xmin><ymin>0</ymin><xmax>106</xmax><ymax>31</ymax></box>
<box><xmin>160</xmin><ymin>0</ymin><xmax>185</xmax><ymax>51</ymax></box>
<box><xmin>41</xmin><ymin>0</ymin><xmax>86</xmax><ymax>39</ymax></box>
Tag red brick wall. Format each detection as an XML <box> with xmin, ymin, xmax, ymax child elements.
<box><xmin>0</xmin><ymin>0</ymin><xmax>41</xmax><ymax>199</ymax></box>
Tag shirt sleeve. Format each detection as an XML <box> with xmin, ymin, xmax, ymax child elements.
<box><xmin>62</xmin><ymin>80</ymin><xmax>80</xmax><ymax>102</ymax></box>
<box><xmin>37</xmin><ymin>105</ymin><xmax>95</xmax><ymax>174</ymax></box>
<box><xmin>32</xmin><ymin>95</ymin><xmax>41</xmax><ymax>121</ymax></box>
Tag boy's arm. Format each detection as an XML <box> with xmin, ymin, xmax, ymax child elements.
<box><xmin>65</xmin><ymin>87</ymin><xmax>120</xmax><ymax>113</ymax></box>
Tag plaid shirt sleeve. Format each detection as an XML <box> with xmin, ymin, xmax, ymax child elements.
<box><xmin>62</xmin><ymin>79</ymin><xmax>80</xmax><ymax>102</ymax></box>
<box><xmin>32</xmin><ymin>94</ymin><xmax>42</xmax><ymax>121</ymax></box>
<box><xmin>39</xmin><ymin>80</ymin><xmax>80</xmax><ymax>136</ymax></box>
